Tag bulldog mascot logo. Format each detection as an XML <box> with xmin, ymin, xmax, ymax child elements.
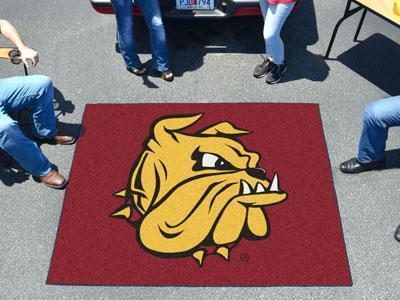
<box><xmin>112</xmin><ymin>114</ymin><xmax>287</xmax><ymax>266</ymax></box>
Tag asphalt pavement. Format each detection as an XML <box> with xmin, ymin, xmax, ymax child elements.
<box><xmin>1</xmin><ymin>0</ymin><xmax>400</xmax><ymax>299</ymax></box>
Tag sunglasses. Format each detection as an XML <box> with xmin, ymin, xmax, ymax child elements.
<box><xmin>8</xmin><ymin>49</ymin><xmax>22</xmax><ymax>65</ymax></box>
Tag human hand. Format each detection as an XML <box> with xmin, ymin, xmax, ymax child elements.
<box><xmin>19</xmin><ymin>46</ymin><xmax>39</xmax><ymax>67</ymax></box>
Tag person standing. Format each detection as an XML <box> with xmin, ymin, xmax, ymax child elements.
<box><xmin>0</xmin><ymin>19</ymin><xmax>75</xmax><ymax>189</ymax></box>
<box><xmin>111</xmin><ymin>0</ymin><xmax>174</xmax><ymax>81</ymax></box>
<box><xmin>253</xmin><ymin>0</ymin><xmax>298</xmax><ymax>84</ymax></box>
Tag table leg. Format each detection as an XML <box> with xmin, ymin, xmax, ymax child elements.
<box><xmin>353</xmin><ymin>9</ymin><xmax>367</xmax><ymax>42</ymax></box>
<box><xmin>325</xmin><ymin>0</ymin><xmax>363</xmax><ymax>59</ymax></box>
<box><xmin>23</xmin><ymin>64</ymin><xmax>28</xmax><ymax>76</ymax></box>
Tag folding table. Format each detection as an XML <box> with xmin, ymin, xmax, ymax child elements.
<box><xmin>325</xmin><ymin>0</ymin><xmax>400</xmax><ymax>59</ymax></box>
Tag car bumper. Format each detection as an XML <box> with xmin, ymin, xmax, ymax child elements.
<box><xmin>90</xmin><ymin>0</ymin><xmax>261</xmax><ymax>19</ymax></box>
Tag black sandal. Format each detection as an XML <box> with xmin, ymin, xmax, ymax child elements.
<box><xmin>160</xmin><ymin>70</ymin><xmax>174</xmax><ymax>82</ymax></box>
<box><xmin>127</xmin><ymin>66</ymin><xmax>147</xmax><ymax>76</ymax></box>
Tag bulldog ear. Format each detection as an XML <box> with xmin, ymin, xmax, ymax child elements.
<box><xmin>129</xmin><ymin>151</ymin><xmax>162</xmax><ymax>214</ymax></box>
<box><xmin>199</xmin><ymin>122</ymin><xmax>250</xmax><ymax>136</ymax></box>
<box><xmin>153</xmin><ymin>114</ymin><xmax>203</xmax><ymax>145</ymax></box>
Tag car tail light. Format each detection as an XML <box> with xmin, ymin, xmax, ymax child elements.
<box><xmin>233</xmin><ymin>7</ymin><xmax>261</xmax><ymax>17</ymax></box>
<box><xmin>91</xmin><ymin>5</ymin><xmax>141</xmax><ymax>15</ymax></box>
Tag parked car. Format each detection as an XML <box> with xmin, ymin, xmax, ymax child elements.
<box><xmin>90</xmin><ymin>0</ymin><xmax>261</xmax><ymax>19</ymax></box>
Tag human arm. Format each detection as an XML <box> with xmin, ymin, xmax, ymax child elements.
<box><xmin>0</xmin><ymin>19</ymin><xmax>38</xmax><ymax>67</ymax></box>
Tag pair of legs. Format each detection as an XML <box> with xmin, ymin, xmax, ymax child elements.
<box><xmin>254</xmin><ymin>1</ymin><xmax>295</xmax><ymax>84</ymax></box>
<box><xmin>340</xmin><ymin>95</ymin><xmax>400</xmax><ymax>173</ymax></box>
<box><xmin>357</xmin><ymin>95</ymin><xmax>400</xmax><ymax>163</ymax></box>
<box><xmin>259</xmin><ymin>1</ymin><xmax>295</xmax><ymax>65</ymax></box>
<box><xmin>0</xmin><ymin>75</ymin><xmax>55</xmax><ymax>177</ymax></box>
<box><xmin>341</xmin><ymin>96</ymin><xmax>400</xmax><ymax>242</ymax></box>
<box><xmin>0</xmin><ymin>75</ymin><xmax>74</xmax><ymax>188</ymax></box>
<box><xmin>111</xmin><ymin>0</ymin><xmax>170</xmax><ymax>72</ymax></box>
<box><xmin>361</xmin><ymin>96</ymin><xmax>400</xmax><ymax>242</ymax></box>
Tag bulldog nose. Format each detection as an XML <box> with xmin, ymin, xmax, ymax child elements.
<box><xmin>246</xmin><ymin>168</ymin><xmax>266</xmax><ymax>180</ymax></box>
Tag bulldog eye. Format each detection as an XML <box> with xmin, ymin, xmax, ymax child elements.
<box><xmin>202</xmin><ymin>153</ymin><xmax>219</xmax><ymax>168</ymax></box>
<box><xmin>201</xmin><ymin>153</ymin><xmax>232</xmax><ymax>170</ymax></box>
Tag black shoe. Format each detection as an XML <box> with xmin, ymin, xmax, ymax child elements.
<box><xmin>394</xmin><ymin>224</ymin><xmax>400</xmax><ymax>242</ymax></box>
<box><xmin>339</xmin><ymin>157</ymin><xmax>385</xmax><ymax>174</ymax></box>
<box><xmin>265</xmin><ymin>62</ymin><xmax>287</xmax><ymax>84</ymax></box>
<box><xmin>253</xmin><ymin>56</ymin><xmax>272</xmax><ymax>78</ymax></box>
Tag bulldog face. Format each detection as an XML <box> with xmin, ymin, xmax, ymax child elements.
<box><xmin>113</xmin><ymin>114</ymin><xmax>287</xmax><ymax>266</ymax></box>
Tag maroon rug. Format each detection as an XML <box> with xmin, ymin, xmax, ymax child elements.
<box><xmin>47</xmin><ymin>103</ymin><xmax>352</xmax><ymax>286</ymax></box>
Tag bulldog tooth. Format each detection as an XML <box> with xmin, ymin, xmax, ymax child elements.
<box><xmin>193</xmin><ymin>249</ymin><xmax>206</xmax><ymax>267</ymax></box>
<box><xmin>269</xmin><ymin>174</ymin><xmax>280</xmax><ymax>192</ymax></box>
<box><xmin>216</xmin><ymin>246</ymin><xmax>230</xmax><ymax>261</ymax></box>
<box><xmin>255</xmin><ymin>183</ymin><xmax>266</xmax><ymax>193</ymax></box>
<box><xmin>241</xmin><ymin>180</ymin><xmax>252</xmax><ymax>195</ymax></box>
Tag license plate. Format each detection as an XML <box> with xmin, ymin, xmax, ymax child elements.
<box><xmin>176</xmin><ymin>0</ymin><xmax>215</xmax><ymax>10</ymax></box>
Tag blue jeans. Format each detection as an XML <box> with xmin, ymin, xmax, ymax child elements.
<box><xmin>111</xmin><ymin>0</ymin><xmax>169</xmax><ymax>71</ymax></box>
<box><xmin>358</xmin><ymin>95</ymin><xmax>400</xmax><ymax>163</ymax></box>
<box><xmin>259</xmin><ymin>1</ymin><xmax>295</xmax><ymax>65</ymax></box>
<box><xmin>0</xmin><ymin>75</ymin><xmax>56</xmax><ymax>177</ymax></box>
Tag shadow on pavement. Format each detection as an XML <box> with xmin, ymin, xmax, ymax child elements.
<box><xmin>385</xmin><ymin>148</ymin><xmax>400</xmax><ymax>169</ymax></box>
<box><xmin>337</xmin><ymin>33</ymin><xmax>400</xmax><ymax>96</ymax></box>
<box><xmin>131</xmin><ymin>0</ymin><xmax>328</xmax><ymax>81</ymax></box>
<box><xmin>54</xmin><ymin>87</ymin><xmax>75</xmax><ymax>118</ymax></box>
<box><xmin>164</xmin><ymin>17</ymin><xmax>264</xmax><ymax>77</ymax></box>
<box><xmin>0</xmin><ymin>161</ymin><xmax>30</xmax><ymax>186</ymax></box>
<box><xmin>282</xmin><ymin>0</ymin><xmax>329</xmax><ymax>83</ymax></box>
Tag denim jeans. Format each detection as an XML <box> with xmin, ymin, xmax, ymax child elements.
<box><xmin>259</xmin><ymin>1</ymin><xmax>295</xmax><ymax>65</ymax></box>
<box><xmin>358</xmin><ymin>95</ymin><xmax>400</xmax><ymax>163</ymax></box>
<box><xmin>0</xmin><ymin>75</ymin><xmax>56</xmax><ymax>177</ymax></box>
<box><xmin>111</xmin><ymin>0</ymin><xmax>169</xmax><ymax>71</ymax></box>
